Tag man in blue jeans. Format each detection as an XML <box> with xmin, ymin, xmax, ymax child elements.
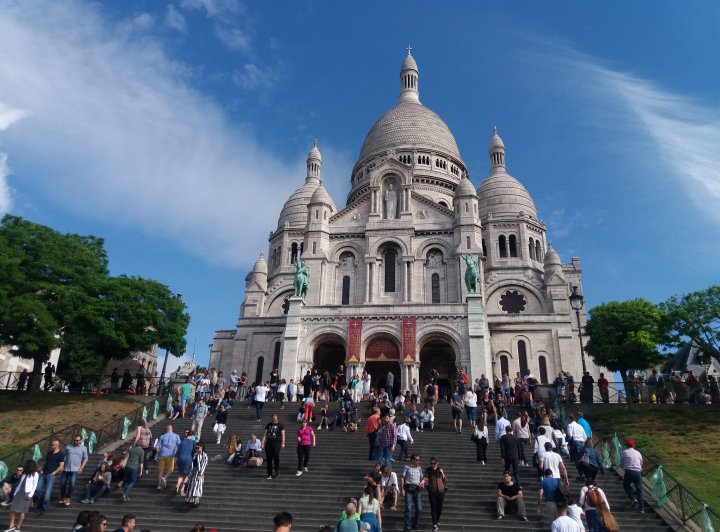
<box><xmin>379</xmin><ymin>414</ymin><xmax>397</xmax><ymax>472</ymax></box>
<box><xmin>621</xmin><ymin>438</ymin><xmax>645</xmax><ymax>513</ymax></box>
<box><xmin>60</xmin><ymin>435</ymin><xmax>87</xmax><ymax>506</ymax></box>
<box><xmin>400</xmin><ymin>454</ymin><xmax>423</xmax><ymax>531</ymax></box>
<box><xmin>33</xmin><ymin>439</ymin><xmax>65</xmax><ymax>515</ymax></box>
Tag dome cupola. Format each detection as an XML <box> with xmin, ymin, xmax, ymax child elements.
<box><xmin>277</xmin><ymin>141</ymin><xmax>323</xmax><ymax>229</ymax></box>
<box><xmin>455</xmin><ymin>173</ymin><xmax>477</xmax><ymax>198</ymax></box>
<box><xmin>307</xmin><ymin>139</ymin><xmax>322</xmax><ymax>181</ymax></box>
<box><xmin>400</xmin><ymin>46</ymin><xmax>420</xmax><ymax>104</ymax></box>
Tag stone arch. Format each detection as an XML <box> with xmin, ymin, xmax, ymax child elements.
<box><xmin>495</xmin><ymin>350</ymin><xmax>512</xmax><ymax>379</ymax></box>
<box><xmin>486</xmin><ymin>281</ymin><xmax>548</xmax><ymax>313</ymax></box>
<box><xmin>307</xmin><ymin>331</ymin><xmax>347</xmax><ymax>378</ymax></box>
<box><xmin>266</xmin><ymin>288</ymin><xmax>294</xmax><ymax>316</ymax></box>
<box><xmin>362</xmin><ymin>329</ymin><xmax>402</xmax><ymax>397</ymax></box>
<box><xmin>414</xmin><ymin>238</ymin><xmax>453</xmax><ymax>260</ymax></box>
<box><xmin>331</xmin><ymin>242</ymin><xmax>365</xmax><ymax>262</ymax></box>
<box><xmin>368</xmin><ymin>237</ymin><xmax>410</xmax><ymax>258</ymax></box>
<box><xmin>417</xmin><ymin>329</ymin><xmax>460</xmax><ymax>398</ymax></box>
<box><xmin>369</xmin><ymin>166</ymin><xmax>412</xmax><ymax>188</ymax></box>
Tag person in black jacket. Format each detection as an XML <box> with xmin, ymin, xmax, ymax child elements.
<box><xmin>499</xmin><ymin>425</ymin><xmax>520</xmax><ymax>486</ymax></box>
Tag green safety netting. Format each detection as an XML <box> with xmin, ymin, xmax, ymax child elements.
<box><xmin>121</xmin><ymin>417</ymin><xmax>132</xmax><ymax>439</ymax></box>
<box><xmin>166</xmin><ymin>393</ymin><xmax>173</xmax><ymax>412</ymax></box>
<box><xmin>153</xmin><ymin>400</ymin><xmax>159</xmax><ymax>420</ymax></box>
<box><xmin>702</xmin><ymin>504</ymin><xmax>716</xmax><ymax>532</ymax></box>
<box><xmin>88</xmin><ymin>432</ymin><xmax>97</xmax><ymax>453</ymax></box>
<box><xmin>0</xmin><ymin>461</ymin><xmax>7</xmax><ymax>480</ymax></box>
<box><xmin>650</xmin><ymin>465</ymin><xmax>669</xmax><ymax>506</ymax></box>
<box><xmin>81</xmin><ymin>427</ymin><xmax>88</xmax><ymax>444</ymax></box>
<box><xmin>142</xmin><ymin>406</ymin><xmax>148</xmax><ymax>422</ymax></box>
<box><xmin>32</xmin><ymin>444</ymin><xmax>42</xmax><ymax>463</ymax></box>
<box><xmin>612</xmin><ymin>433</ymin><xmax>622</xmax><ymax>466</ymax></box>
<box><xmin>601</xmin><ymin>443</ymin><xmax>612</xmax><ymax>469</ymax></box>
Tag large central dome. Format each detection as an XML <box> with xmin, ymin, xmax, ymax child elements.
<box><xmin>358</xmin><ymin>101</ymin><xmax>462</xmax><ymax>163</ymax></box>
<box><xmin>355</xmin><ymin>50</ymin><xmax>463</xmax><ymax>167</ymax></box>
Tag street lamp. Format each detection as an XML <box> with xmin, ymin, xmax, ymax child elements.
<box><xmin>569</xmin><ymin>286</ymin><xmax>587</xmax><ymax>374</ymax></box>
<box><xmin>158</xmin><ymin>293</ymin><xmax>183</xmax><ymax>394</ymax></box>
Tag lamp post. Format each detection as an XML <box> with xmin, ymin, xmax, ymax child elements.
<box><xmin>158</xmin><ymin>293</ymin><xmax>183</xmax><ymax>394</ymax></box>
<box><xmin>569</xmin><ymin>286</ymin><xmax>587</xmax><ymax>374</ymax></box>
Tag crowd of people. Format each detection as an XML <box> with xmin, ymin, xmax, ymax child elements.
<box><xmin>1</xmin><ymin>363</ymin><xmax>659</xmax><ymax>532</ymax></box>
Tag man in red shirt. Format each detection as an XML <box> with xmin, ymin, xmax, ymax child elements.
<box><xmin>598</xmin><ymin>373</ymin><xmax>609</xmax><ymax>404</ymax></box>
<box><xmin>365</xmin><ymin>407</ymin><xmax>381</xmax><ymax>461</ymax></box>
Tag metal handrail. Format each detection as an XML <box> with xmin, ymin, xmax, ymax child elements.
<box><xmin>0</xmin><ymin>371</ymin><xmax>170</xmax><ymax>396</ymax></box>
<box><xmin>0</xmin><ymin>396</ymin><xmax>162</xmax><ymax>469</ymax></box>
<box><xmin>543</xmin><ymin>379</ymin><xmax>717</xmax><ymax>404</ymax></box>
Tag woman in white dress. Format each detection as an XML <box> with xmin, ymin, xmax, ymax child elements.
<box><xmin>362</xmin><ymin>371</ymin><xmax>371</xmax><ymax>401</ymax></box>
<box><xmin>185</xmin><ymin>442</ymin><xmax>209</xmax><ymax>507</ymax></box>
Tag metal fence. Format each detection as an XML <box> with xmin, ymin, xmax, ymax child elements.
<box><xmin>0</xmin><ymin>370</ymin><xmax>171</xmax><ymax>396</ymax></box>
<box><xmin>0</xmin><ymin>395</ymin><xmax>167</xmax><ymax>471</ymax></box>
<box><xmin>543</xmin><ymin>380</ymin><xmax>718</xmax><ymax>405</ymax></box>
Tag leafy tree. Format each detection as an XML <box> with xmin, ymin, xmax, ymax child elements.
<box><xmin>660</xmin><ymin>286</ymin><xmax>720</xmax><ymax>362</ymax></box>
<box><xmin>0</xmin><ymin>215</ymin><xmax>190</xmax><ymax>389</ymax></box>
<box><xmin>0</xmin><ymin>215</ymin><xmax>108</xmax><ymax>389</ymax></box>
<box><xmin>584</xmin><ymin>299</ymin><xmax>668</xmax><ymax>389</ymax></box>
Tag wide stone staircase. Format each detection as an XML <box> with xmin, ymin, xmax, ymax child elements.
<box><xmin>21</xmin><ymin>400</ymin><xmax>672</xmax><ymax>531</ymax></box>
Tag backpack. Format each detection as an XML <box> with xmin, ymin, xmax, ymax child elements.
<box><xmin>555</xmin><ymin>478</ymin><xmax>569</xmax><ymax>504</ymax></box>
<box><xmin>585</xmin><ymin>486</ymin><xmax>600</xmax><ymax>508</ymax></box>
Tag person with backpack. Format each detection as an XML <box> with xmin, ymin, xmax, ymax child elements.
<box><xmin>423</xmin><ymin>457</ymin><xmax>447</xmax><ymax>532</ymax></box>
<box><xmin>579</xmin><ymin>479</ymin><xmax>610</xmax><ymax>532</ymax></box>
<box><xmin>336</xmin><ymin>501</ymin><xmax>370</xmax><ymax>531</ymax></box>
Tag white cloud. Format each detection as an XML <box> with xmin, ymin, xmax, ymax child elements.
<box><xmin>232</xmin><ymin>63</ymin><xmax>278</xmax><ymax>91</ymax></box>
<box><xmin>165</xmin><ymin>4</ymin><xmax>186</xmax><ymax>32</ymax></box>
<box><xmin>180</xmin><ymin>0</ymin><xmax>240</xmax><ymax>20</ymax></box>
<box><xmin>214</xmin><ymin>24</ymin><xmax>251</xmax><ymax>52</ymax></box>
<box><xmin>0</xmin><ymin>0</ymin><xmax>345</xmax><ymax>267</ymax></box>
<box><xmin>0</xmin><ymin>102</ymin><xmax>31</xmax><ymax>131</ymax></box>
<box><xmin>117</xmin><ymin>12</ymin><xmax>154</xmax><ymax>35</ymax></box>
<box><xmin>0</xmin><ymin>153</ymin><xmax>12</xmax><ymax>214</ymax></box>
<box><xmin>548</xmin><ymin>48</ymin><xmax>720</xmax><ymax>222</ymax></box>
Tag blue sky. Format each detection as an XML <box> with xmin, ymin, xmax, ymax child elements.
<box><xmin>1</xmin><ymin>1</ymin><xmax>718</xmax><ymax>370</ymax></box>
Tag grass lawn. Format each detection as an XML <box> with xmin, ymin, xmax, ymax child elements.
<box><xmin>0</xmin><ymin>391</ymin><xmax>148</xmax><ymax>459</ymax></box>
<box><xmin>588</xmin><ymin>407</ymin><xmax>720</xmax><ymax>512</ymax></box>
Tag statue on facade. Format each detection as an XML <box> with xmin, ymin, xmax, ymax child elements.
<box><xmin>463</xmin><ymin>254</ymin><xmax>480</xmax><ymax>293</ymax></box>
<box><xmin>384</xmin><ymin>184</ymin><xmax>397</xmax><ymax>219</ymax></box>
<box><xmin>293</xmin><ymin>257</ymin><xmax>310</xmax><ymax>298</ymax></box>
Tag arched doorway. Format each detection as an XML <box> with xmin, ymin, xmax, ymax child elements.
<box><xmin>419</xmin><ymin>339</ymin><xmax>457</xmax><ymax>401</ymax></box>
<box><xmin>364</xmin><ymin>337</ymin><xmax>401</xmax><ymax>398</ymax></box>
<box><xmin>313</xmin><ymin>340</ymin><xmax>346</xmax><ymax>378</ymax></box>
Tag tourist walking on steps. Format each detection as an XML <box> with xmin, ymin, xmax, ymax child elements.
<box><xmin>175</xmin><ymin>430</ymin><xmax>195</xmax><ymax>495</ymax></box>
<box><xmin>423</xmin><ymin>457</ymin><xmax>447</xmax><ymax>532</ymax></box>
<box><xmin>133</xmin><ymin>420</ymin><xmax>153</xmax><ymax>476</ymax></box>
<box><xmin>365</xmin><ymin>407</ymin><xmax>381</xmax><ymax>461</ymax></box>
<box><xmin>358</xmin><ymin>485</ymin><xmax>382</xmax><ymax>532</ymax></box>
<box><xmin>60</xmin><ymin>434</ymin><xmax>88</xmax><ymax>507</ymax></box>
<box><xmin>262</xmin><ymin>414</ymin><xmax>286</xmax><ymax>479</ymax></box>
<box><xmin>155</xmin><ymin>425</ymin><xmax>181</xmax><ymax>490</ymax></box>
<box><xmin>190</xmin><ymin>399</ymin><xmax>209</xmax><ymax>440</ymax></box>
<box><xmin>499</xmin><ymin>425</ymin><xmax>520</xmax><ymax>486</ymax></box>
<box><xmin>471</xmin><ymin>421</ymin><xmax>489</xmax><ymax>464</ymax></box>
<box><xmin>121</xmin><ymin>444</ymin><xmax>144</xmax><ymax>502</ymax></box>
<box><xmin>379</xmin><ymin>414</ymin><xmax>398</xmax><ymax>472</ymax></box>
<box><xmin>464</xmin><ymin>387</ymin><xmax>478</xmax><ymax>428</ymax></box>
<box><xmin>295</xmin><ymin>418</ymin><xmax>315</xmax><ymax>476</ymax></box>
<box><xmin>512</xmin><ymin>411</ymin><xmax>531</xmax><ymax>467</ymax></box>
<box><xmin>213</xmin><ymin>405</ymin><xmax>228</xmax><ymax>445</ymax></box>
<box><xmin>579</xmin><ymin>478</ymin><xmax>610</xmax><ymax>532</ymax></box>
<box><xmin>451</xmin><ymin>390</ymin><xmax>464</xmax><ymax>433</ymax></box>
<box><xmin>185</xmin><ymin>442</ymin><xmax>208</xmax><ymax>507</ymax></box>
<box><xmin>396</xmin><ymin>418</ymin><xmax>414</xmax><ymax>461</ymax></box>
<box><xmin>33</xmin><ymin>438</ymin><xmax>64</xmax><ymax>514</ymax></box>
<box><xmin>621</xmin><ymin>439</ymin><xmax>645</xmax><ymax>513</ymax></box>
<box><xmin>5</xmin><ymin>460</ymin><xmax>38</xmax><ymax>532</ymax></box>
<box><xmin>401</xmin><ymin>454</ymin><xmax>423</xmax><ymax>531</ymax></box>
<box><xmin>254</xmin><ymin>381</ymin><xmax>270</xmax><ymax>421</ymax></box>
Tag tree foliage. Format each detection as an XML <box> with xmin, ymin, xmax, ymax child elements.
<box><xmin>0</xmin><ymin>215</ymin><xmax>189</xmax><ymax>388</ymax></box>
<box><xmin>660</xmin><ymin>286</ymin><xmax>720</xmax><ymax>361</ymax></box>
<box><xmin>584</xmin><ymin>298</ymin><xmax>668</xmax><ymax>384</ymax></box>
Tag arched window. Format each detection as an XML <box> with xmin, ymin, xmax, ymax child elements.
<box><xmin>254</xmin><ymin>356</ymin><xmax>264</xmax><ymax>386</ymax></box>
<box><xmin>291</xmin><ymin>242</ymin><xmax>298</xmax><ymax>263</ymax></box>
<box><xmin>538</xmin><ymin>356</ymin><xmax>548</xmax><ymax>384</ymax></box>
<box><xmin>312</xmin><ymin>241</ymin><xmax>317</xmax><ymax>254</ymax></box>
<box><xmin>529</xmin><ymin>238</ymin><xmax>535</xmax><ymax>260</ymax></box>
<box><xmin>482</xmin><ymin>239</ymin><xmax>487</xmax><ymax>257</ymax></box>
<box><xmin>499</xmin><ymin>235</ymin><xmax>507</xmax><ymax>258</ymax></box>
<box><xmin>518</xmin><ymin>340</ymin><xmax>529</xmax><ymax>376</ymax></box>
<box><xmin>300</xmin><ymin>242</ymin><xmax>304</xmax><ymax>255</ymax></box>
<box><xmin>342</xmin><ymin>275</ymin><xmax>351</xmax><ymax>305</ymax></box>
<box><xmin>500</xmin><ymin>355</ymin><xmax>509</xmax><ymax>378</ymax></box>
<box><xmin>439</xmin><ymin>200</ymin><xmax>448</xmax><ymax>208</ymax></box>
<box><xmin>535</xmin><ymin>240</ymin><xmax>542</xmax><ymax>261</ymax></box>
<box><xmin>273</xmin><ymin>342</ymin><xmax>281</xmax><ymax>371</ymax></box>
<box><xmin>431</xmin><ymin>273</ymin><xmax>440</xmax><ymax>304</ymax></box>
<box><xmin>509</xmin><ymin>234</ymin><xmax>518</xmax><ymax>257</ymax></box>
<box><xmin>384</xmin><ymin>249</ymin><xmax>396</xmax><ymax>292</ymax></box>
<box><xmin>466</xmin><ymin>236</ymin><xmax>471</xmax><ymax>250</ymax></box>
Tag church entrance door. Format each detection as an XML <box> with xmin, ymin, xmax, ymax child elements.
<box><xmin>313</xmin><ymin>340</ymin><xmax>346</xmax><ymax>379</ymax></box>
<box><xmin>364</xmin><ymin>337</ymin><xmax>401</xmax><ymax>399</ymax></box>
<box><xmin>419</xmin><ymin>339</ymin><xmax>457</xmax><ymax>401</ymax></box>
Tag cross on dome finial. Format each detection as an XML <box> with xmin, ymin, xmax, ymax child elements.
<box><xmin>406</xmin><ymin>44</ymin><xmax>413</xmax><ymax>56</ymax></box>
<box><xmin>313</xmin><ymin>138</ymin><xmax>318</xmax><ymax>147</ymax></box>
<box><xmin>493</xmin><ymin>126</ymin><xmax>498</xmax><ymax>135</ymax></box>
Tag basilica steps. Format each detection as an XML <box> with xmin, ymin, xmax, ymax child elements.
<box><xmin>25</xmin><ymin>400</ymin><xmax>671</xmax><ymax>531</ymax></box>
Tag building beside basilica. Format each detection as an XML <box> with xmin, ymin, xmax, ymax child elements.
<box><xmin>210</xmin><ymin>51</ymin><xmax>600</xmax><ymax>392</ymax></box>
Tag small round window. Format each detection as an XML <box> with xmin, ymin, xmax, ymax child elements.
<box><xmin>499</xmin><ymin>290</ymin><xmax>527</xmax><ymax>314</ymax></box>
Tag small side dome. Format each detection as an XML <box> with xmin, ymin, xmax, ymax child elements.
<box><xmin>309</xmin><ymin>181</ymin><xmax>337</xmax><ymax>211</ymax></box>
<box><xmin>455</xmin><ymin>174</ymin><xmax>477</xmax><ymax>198</ymax></box>
<box><xmin>308</xmin><ymin>140</ymin><xmax>322</xmax><ymax>163</ymax></box>
<box><xmin>252</xmin><ymin>252</ymin><xmax>268</xmax><ymax>275</ymax></box>
<box><xmin>477</xmin><ymin>173</ymin><xmax>537</xmax><ymax>220</ymax></box>
<box><xmin>543</xmin><ymin>244</ymin><xmax>561</xmax><ymax>267</ymax></box>
<box><xmin>402</xmin><ymin>51</ymin><xmax>418</xmax><ymax>72</ymax></box>
<box><xmin>278</xmin><ymin>181</ymin><xmax>320</xmax><ymax>229</ymax></box>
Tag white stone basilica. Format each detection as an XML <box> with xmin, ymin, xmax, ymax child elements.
<box><xmin>210</xmin><ymin>51</ymin><xmax>598</xmax><ymax>392</ymax></box>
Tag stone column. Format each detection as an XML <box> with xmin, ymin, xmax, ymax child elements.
<box><xmin>279</xmin><ymin>297</ymin><xmax>304</xmax><ymax>382</ymax></box>
<box><xmin>467</xmin><ymin>293</ymin><xmax>492</xmax><ymax>383</ymax></box>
